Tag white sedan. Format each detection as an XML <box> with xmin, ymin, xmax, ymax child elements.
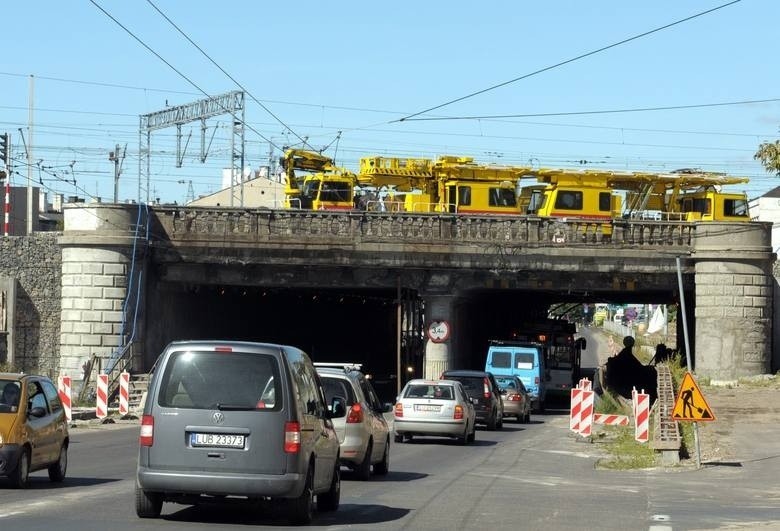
<box><xmin>393</xmin><ymin>379</ymin><xmax>476</xmax><ymax>445</ymax></box>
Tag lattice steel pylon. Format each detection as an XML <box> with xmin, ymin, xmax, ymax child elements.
<box><xmin>138</xmin><ymin>91</ymin><xmax>245</xmax><ymax>205</ymax></box>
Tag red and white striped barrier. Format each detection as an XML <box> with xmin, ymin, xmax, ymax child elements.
<box><xmin>96</xmin><ymin>374</ymin><xmax>108</xmax><ymax>419</ymax></box>
<box><xmin>593</xmin><ymin>413</ymin><xmax>629</xmax><ymax>426</ymax></box>
<box><xmin>58</xmin><ymin>376</ymin><xmax>72</xmax><ymax>422</ymax></box>
<box><xmin>569</xmin><ymin>387</ymin><xmax>583</xmax><ymax>432</ymax></box>
<box><xmin>578</xmin><ymin>389</ymin><xmax>595</xmax><ymax>437</ymax></box>
<box><xmin>119</xmin><ymin>372</ymin><xmax>130</xmax><ymax>415</ymax></box>
<box><xmin>634</xmin><ymin>392</ymin><xmax>650</xmax><ymax>443</ymax></box>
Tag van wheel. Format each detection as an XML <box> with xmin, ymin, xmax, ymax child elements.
<box><xmin>317</xmin><ymin>463</ymin><xmax>340</xmax><ymax>512</ymax></box>
<box><xmin>287</xmin><ymin>465</ymin><xmax>314</xmax><ymax>525</ymax></box>
<box><xmin>516</xmin><ymin>414</ymin><xmax>523</xmax><ymax>423</ymax></box>
<box><xmin>525</xmin><ymin>412</ymin><xmax>531</xmax><ymax>423</ymax></box>
<box><xmin>135</xmin><ymin>484</ymin><xmax>163</xmax><ymax>518</ymax></box>
<box><xmin>10</xmin><ymin>447</ymin><xmax>30</xmax><ymax>489</ymax></box>
<box><xmin>356</xmin><ymin>440</ymin><xmax>372</xmax><ymax>480</ymax></box>
<box><xmin>48</xmin><ymin>443</ymin><xmax>68</xmax><ymax>482</ymax></box>
<box><xmin>373</xmin><ymin>438</ymin><xmax>390</xmax><ymax>475</ymax></box>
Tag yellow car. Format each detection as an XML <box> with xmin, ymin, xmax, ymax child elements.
<box><xmin>0</xmin><ymin>373</ymin><xmax>69</xmax><ymax>488</ymax></box>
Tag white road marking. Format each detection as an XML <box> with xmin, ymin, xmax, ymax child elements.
<box><xmin>0</xmin><ymin>479</ymin><xmax>132</xmax><ymax>518</ymax></box>
<box><xmin>467</xmin><ymin>471</ymin><xmax>640</xmax><ymax>493</ymax></box>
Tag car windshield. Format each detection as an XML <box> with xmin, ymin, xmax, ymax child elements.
<box><xmin>445</xmin><ymin>376</ymin><xmax>482</xmax><ymax>394</ymax></box>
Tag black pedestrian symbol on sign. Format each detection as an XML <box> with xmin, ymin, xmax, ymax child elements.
<box><xmin>672</xmin><ymin>372</ymin><xmax>716</xmax><ymax>421</ymax></box>
<box><xmin>681</xmin><ymin>387</ymin><xmax>711</xmax><ymax>419</ymax></box>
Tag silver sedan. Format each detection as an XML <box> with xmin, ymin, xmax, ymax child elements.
<box><xmin>393</xmin><ymin>379</ymin><xmax>476</xmax><ymax>445</ymax></box>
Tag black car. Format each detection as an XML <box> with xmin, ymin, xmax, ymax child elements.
<box><xmin>440</xmin><ymin>370</ymin><xmax>504</xmax><ymax>430</ymax></box>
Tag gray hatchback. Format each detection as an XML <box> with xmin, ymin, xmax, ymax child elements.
<box><xmin>136</xmin><ymin>340</ymin><xmax>346</xmax><ymax>525</ymax></box>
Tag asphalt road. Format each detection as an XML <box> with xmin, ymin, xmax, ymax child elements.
<box><xmin>1</xmin><ymin>406</ymin><xmax>778</xmax><ymax>530</ymax></box>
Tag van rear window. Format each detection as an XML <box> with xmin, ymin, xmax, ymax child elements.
<box><xmin>515</xmin><ymin>353</ymin><xmax>534</xmax><ymax>369</ymax></box>
<box><xmin>490</xmin><ymin>351</ymin><xmax>512</xmax><ymax>368</ymax></box>
<box><xmin>158</xmin><ymin>351</ymin><xmax>281</xmax><ymax>411</ymax></box>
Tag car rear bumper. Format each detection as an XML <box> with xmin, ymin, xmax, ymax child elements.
<box><xmin>137</xmin><ymin>467</ymin><xmax>304</xmax><ymax>498</ymax></box>
<box><xmin>339</xmin><ymin>434</ymin><xmax>369</xmax><ymax>465</ymax></box>
<box><xmin>394</xmin><ymin>418</ymin><xmax>466</xmax><ymax>437</ymax></box>
<box><xmin>0</xmin><ymin>444</ymin><xmax>22</xmax><ymax>476</ymax></box>
<box><xmin>502</xmin><ymin>402</ymin><xmax>522</xmax><ymax>416</ymax></box>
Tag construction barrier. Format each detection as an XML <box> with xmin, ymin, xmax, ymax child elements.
<box><xmin>593</xmin><ymin>413</ymin><xmax>629</xmax><ymax>426</ymax></box>
<box><xmin>96</xmin><ymin>374</ymin><xmax>108</xmax><ymax>419</ymax></box>
<box><xmin>58</xmin><ymin>376</ymin><xmax>72</xmax><ymax>422</ymax></box>
<box><xmin>634</xmin><ymin>392</ymin><xmax>650</xmax><ymax>443</ymax></box>
<box><xmin>578</xmin><ymin>389</ymin><xmax>595</xmax><ymax>437</ymax></box>
<box><xmin>569</xmin><ymin>387</ymin><xmax>583</xmax><ymax>432</ymax></box>
<box><xmin>119</xmin><ymin>372</ymin><xmax>130</xmax><ymax>415</ymax></box>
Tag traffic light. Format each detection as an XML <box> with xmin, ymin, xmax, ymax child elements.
<box><xmin>0</xmin><ymin>133</ymin><xmax>8</xmax><ymax>165</ymax></box>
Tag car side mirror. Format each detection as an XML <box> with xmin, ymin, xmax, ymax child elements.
<box><xmin>330</xmin><ymin>396</ymin><xmax>347</xmax><ymax>418</ymax></box>
<box><xmin>28</xmin><ymin>406</ymin><xmax>47</xmax><ymax>418</ymax></box>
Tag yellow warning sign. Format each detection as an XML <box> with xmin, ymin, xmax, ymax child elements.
<box><xmin>672</xmin><ymin>372</ymin><xmax>716</xmax><ymax>422</ymax></box>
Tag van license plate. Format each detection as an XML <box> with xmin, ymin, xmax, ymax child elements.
<box><xmin>191</xmin><ymin>433</ymin><xmax>245</xmax><ymax>448</ymax></box>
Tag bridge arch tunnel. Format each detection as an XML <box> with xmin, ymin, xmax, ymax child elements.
<box><xmin>143</xmin><ymin>275</ymin><xmax>689</xmax><ymax>403</ymax></box>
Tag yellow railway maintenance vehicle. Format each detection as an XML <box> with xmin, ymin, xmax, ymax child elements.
<box><xmin>280</xmin><ymin>148</ymin><xmax>357</xmax><ymax>211</ymax></box>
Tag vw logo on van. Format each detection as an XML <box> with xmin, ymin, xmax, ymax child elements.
<box><xmin>212</xmin><ymin>412</ymin><xmax>225</xmax><ymax>424</ymax></box>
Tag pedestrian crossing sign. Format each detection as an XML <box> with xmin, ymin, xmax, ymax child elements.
<box><xmin>672</xmin><ymin>372</ymin><xmax>716</xmax><ymax>422</ymax></box>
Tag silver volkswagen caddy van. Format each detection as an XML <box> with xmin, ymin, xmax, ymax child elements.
<box><xmin>136</xmin><ymin>340</ymin><xmax>345</xmax><ymax>525</ymax></box>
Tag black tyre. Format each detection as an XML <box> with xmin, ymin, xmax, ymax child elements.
<box><xmin>516</xmin><ymin>414</ymin><xmax>523</xmax><ymax>423</ymax></box>
<box><xmin>497</xmin><ymin>415</ymin><xmax>503</xmax><ymax>430</ymax></box>
<box><xmin>468</xmin><ymin>424</ymin><xmax>476</xmax><ymax>444</ymax></box>
<box><xmin>394</xmin><ymin>433</ymin><xmax>403</xmax><ymax>443</ymax></box>
<box><xmin>525</xmin><ymin>411</ymin><xmax>531</xmax><ymax>423</ymax></box>
<box><xmin>48</xmin><ymin>443</ymin><xmax>68</xmax><ymax>482</ymax></box>
<box><xmin>486</xmin><ymin>411</ymin><xmax>497</xmax><ymax>431</ymax></box>
<box><xmin>373</xmin><ymin>438</ymin><xmax>389</xmax><ymax>475</ymax></box>
<box><xmin>458</xmin><ymin>425</ymin><xmax>468</xmax><ymax>446</ymax></box>
<box><xmin>317</xmin><ymin>463</ymin><xmax>340</xmax><ymax>512</ymax></box>
<box><xmin>10</xmin><ymin>447</ymin><xmax>30</xmax><ymax>489</ymax></box>
<box><xmin>287</xmin><ymin>465</ymin><xmax>314</xmax><ymax>525</ymax></box>
<box><xmin>134</xmin><ymin>484</ymin><xmax>163</xmax><ymax>518</ymax></box>
<box><xmin>356</xmin><ymin>440</ymin><xmax>372</xmax><ymax>480</ymax></box>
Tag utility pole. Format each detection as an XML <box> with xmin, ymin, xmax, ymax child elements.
<box><xmin>109</xmin><ymin>144</ymin><xmax>125</xmax><ymax>203</ymax></box>
<box><xmin>27</xmin><ymin>75</ymin><xmax>33</xmax><ymax>235</ymax></box>
<box><xmin>1</xmin><ymin>132</ymin><xmax>10</xmax><ymax>236</ymax></box>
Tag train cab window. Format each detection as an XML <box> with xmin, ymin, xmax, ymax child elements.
<box><xmin>724</xmin><ymin>199</ymin><xmax>749</xmax><ymax>217</ymax></box>
<box><xmin>458</xmin><ymin>186</ymin><xmax>472</xmax><ymax>207</ymax></box>
<box><xmin>489</xmin><ymin>187</ymin><xmax>517</xmax><ymax>207</ymax></box>
<box><xmin>555</xmin><ymin>191</ymin><xmax>583</xmax><ymax>211</ymax></box>
<box><xmin>599</xmin><ymin>192</ymin><xmax>612</xmax><ymax>212</ymax></box>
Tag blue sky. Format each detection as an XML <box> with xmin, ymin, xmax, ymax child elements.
<box><xmin>2</xmin><ymin>0</ymin><xmax>779</xmax><ymax>205</ymax></box>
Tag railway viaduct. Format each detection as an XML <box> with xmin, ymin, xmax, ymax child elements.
<box><xmin>1</xmin><ymin>202</ymin><xmax>776</xmax><ymax>394</ymax></box>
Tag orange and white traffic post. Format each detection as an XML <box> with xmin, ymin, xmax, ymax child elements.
<box><xmin>577</xmin><ymin>389</ymin><xmax>595</xmax><ymax>437</ymax></box>
<box><xmin>119</xmin><ymin>372</ymin><xmax>130</xmax><ymax>416</ymax></box>
<box><xmin>58</xmin><ymin>375</ymin><xmax>72</xmax><ymax>422</ymax></box>
<box><xmin>634</xmin><ymin>391</ymin><xmax>650</xmax><ymax>443</ymax></box>
<box><xmin>569</xmin><ymin>387</ymin><xmax>583</xmax><ymax>432</ymax></box>
<box><xmin>96</xmin><ymin>374</ymin><xmax>109</xmax><ymax>419</ymax></box>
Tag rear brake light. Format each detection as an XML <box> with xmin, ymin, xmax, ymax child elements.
<box><xmin>284</xmin><ymin>421</ymin><xmax>301</xmax><ymax>453</ymax></box>
<box><xmin>483</xmin><ymin>378</ymin><xmax>490</xmax><ymax>399</ymax></box>
<box><xmin>509</xmin><ymin>394</ymin><xmax>522</xmax><ymax>402</ymax></box>
<box><xmin>140</xmin><ymin>415</ymin><xmax>154</xmax><ymax>447</ymax></box>
<box><xmin>454</xmin><ymin>405</ymin><xmax>464</xmax><ymax>420</ymax></box>
<box><xmin>394</xmin><ymin>403</ymin><xmax>403</xmax><ymax>417</ymax></box>
<box><xmin>214</xmin><ymin>346</ymin><xmax>233</xmax><ymax>352</ymax></box>
<box><xmin>534</xmin><ymin>376</ymin><xmax>540</xmax><ymax>385</ymax></box>
<box><xmin>346</xmin><ymin>403</ymin><xmax>364</xmax><ymax>423</ymax></box>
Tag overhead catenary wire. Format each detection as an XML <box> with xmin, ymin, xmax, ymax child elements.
<box><xmin>396</xmin><ymin>0</ymin><xmax>744</xmax><ymax>122</ymax></box>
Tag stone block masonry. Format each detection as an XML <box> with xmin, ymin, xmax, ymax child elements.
<box><xmin>59</xmin><ymin>247</ymin><xmax>131</xmax><ymax>378</ymax></box>
<box><xmin>0</xmin><ymin>233</ymin><xmax>62</xmax><ymax>374</ymax></box>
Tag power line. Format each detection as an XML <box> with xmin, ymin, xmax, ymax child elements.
<box><xmin>396</xmin><ymin>0</ymin><xmax>744</xmax><ymax>122</ymax></box>
<box><xmin>144</xmin><ymin>0</ymin><xmax>312</xmax><ymax>152</ymax></box>
<box><xmin>89</xmin><ymin>0</ymin><xmax>280</xmax><ymax>150</ymax></box>
<box><xmin>399</xmin><ymin>96</ymin><xmax>780</xmax><ymax>121</ymax></box>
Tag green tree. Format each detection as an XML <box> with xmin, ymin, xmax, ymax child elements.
<box><xmin>755</xmin><ymin>140</ymin><xmax>780</xmax><ymax>176</ymax></box>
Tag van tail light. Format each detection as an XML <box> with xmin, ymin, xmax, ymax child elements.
<box><xmin>140</xmin><ymin>415</ymin><xmax>154</xmax><ymax>447</ymax></box>
<box><xmin>346</xmin><ymin>403</ymin><xmax>364</xmax><ymax>424</ymax></box>
<box><xmin>284</xmin><ymin>421</ymin><xmax>301</xmax><ymax>453</ymax></box>
<box><xmin>454</xmin><ymin>405</ymin><xmax>464</xmax><ymax>420</ymax></box>
<box><xmin>535</xmin><ymin>376</ymin><xmax>540</xmax><ymax>385</ymax></box>
<box><xmin>483</xmin><ymin>378</ymin><xmax>490</xmax><ymax>399</ymax></box>
<box><xmin>394</xmin><ymin>403</ymin><xmax>403</xmax><ymax>417</ymax></box>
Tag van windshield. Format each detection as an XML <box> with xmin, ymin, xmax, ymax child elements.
<box><xmin>158</xmin><ymin>351</ymin><xmax>282</xmax><ymax>411</ymax></box>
